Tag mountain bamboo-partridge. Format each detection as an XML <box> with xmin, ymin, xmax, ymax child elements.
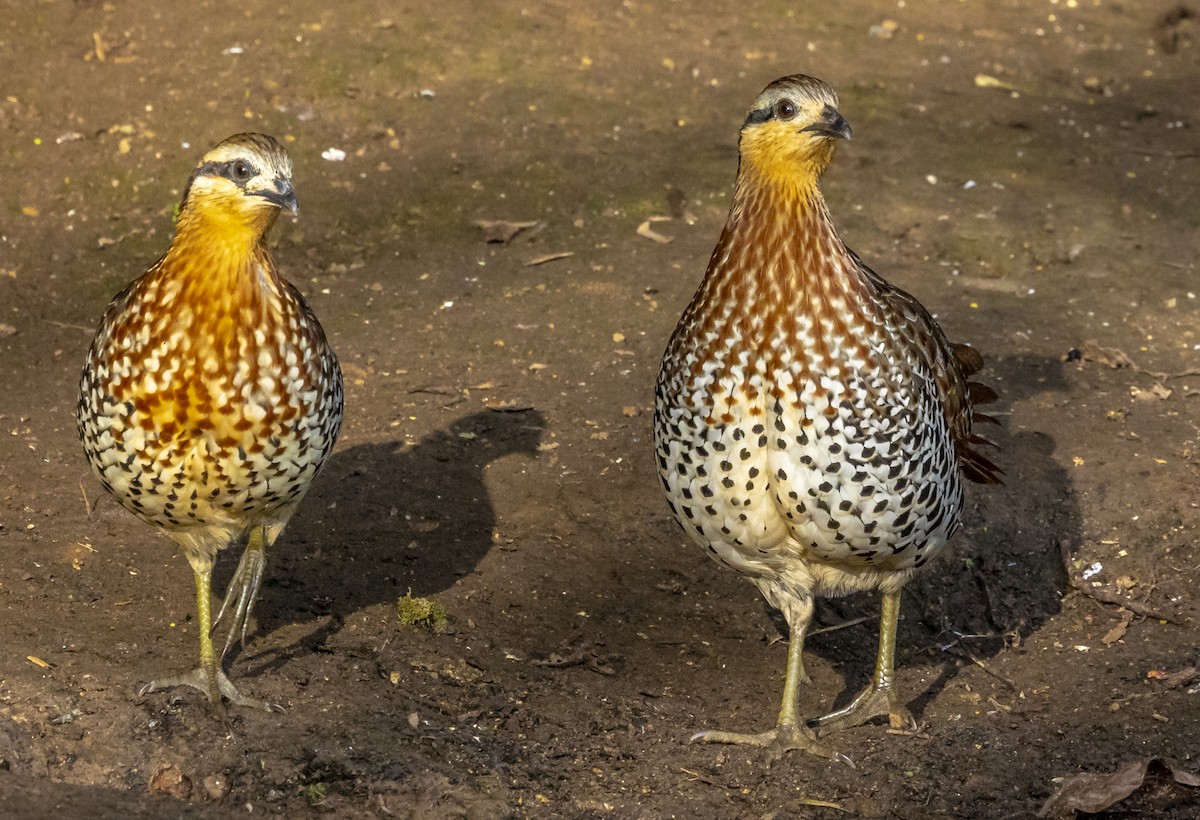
<box><xmin>654</xmin><ymin>75</ymin><xmax>1000</xmax><ymax>760</ymax></box>
<box><xmin>77</xmin><ymin>133</ymin><xmax>343</xmax><ymax>717</ymax></box>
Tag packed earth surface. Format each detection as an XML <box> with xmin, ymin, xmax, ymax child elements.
<box><xmin>2</xmin><ymin>1</ymin><xmax>1199</xmax><ymax>817</ymax></box>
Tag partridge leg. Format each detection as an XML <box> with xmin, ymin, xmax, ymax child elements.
<box><xmin>214</xmin><ymin>524</ymin><xmax>268</xmax><ymax>658</ymax></box>
<box><xmin>810</xmin><ymin>589</ymin><xmax>916</xmax><ymax>734</ymax></box>
<box><xmin>692</xmin><ymin>627</ymin><xmax>852</xmax><ymax>765</ymax></box>
<box><xmin>139</xmin><ymin>566</ymin><xmax>282</xmax><ymax>715</ymax></box>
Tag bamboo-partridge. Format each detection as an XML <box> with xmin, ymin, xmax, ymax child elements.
<box><xmin>77</xmin><ymin>133</ymin><xmax>343</xmax><ymax>717</ymax></box>
<box><xmin>654</xmin><ymin>75</ymin><xmax>1000</xmax><ymax>759</ymax></box>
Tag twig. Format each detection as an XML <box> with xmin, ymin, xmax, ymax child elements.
<box><xmin>808</xmin><ymin>615</ymin><xmax>873</xmax><ymax>637</ymax></box>
<box><xmin>44</xmin><ymin>319</ymin><xmax>95</xmax><ymax>334</ymax></box>
<box><xmin>1112</xmin><ymin>666</ymin><xmax>1200</xmax><ymax>705</ymax></box>
<box><xmin>680</xmin><ymin>768</ymin><xmax>728</xmax><ymax>788</ymax></box>
<box><xmin>408</xmin><ymin>385</ymin><xmax>460</xmax><ymax>397</ymax></box>
<box><xmin>794</xmin><ymin>798</ymin><xmax>850</xmax><ymax>812</ymax></box>
<box><xmin>1120</xmin><ymin>149</ymin><xmax>1200</xmax><ymax>160</ymax></box>
<box><xmin>973</xmin><ymin>567</ymin><xmax>1004</xmax><ymax>632</ymax></box>
<box><xmin>80</xmin><ymin>478</ymin><xmax>93</xmax><ymax>518</ymax></box>
<box><xmin>949</xmin><ymin>644</ymin><xmax>1020</xmax><ymax>691</ymax></box>
<box><xmin>1059</xmin><ymin>540</ymin><xmax>1183</xmax><ymax>624</ymax></box>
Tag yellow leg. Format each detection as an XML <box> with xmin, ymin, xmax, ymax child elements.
<box><xmin>810</xmin><ymin>589</ymin><xmax>916</xmax><ymax>734</ymax></box>
<box><xmin>139</xmin><ymin>560</ymin><xmax>284</xmax><ymax>716</ymax></box>
<box><xmin>194</xmin><ymin>569</ymin><xmax>223</xmax><ymax>716</ymax></box>
<box><xmin>692</xmin><ymin>621</ymin><xmax>852</xmax><ymax>765</ymax></box>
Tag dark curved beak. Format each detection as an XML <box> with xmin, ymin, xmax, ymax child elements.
<box><xmin>258</xmin><ymin>178</ymin><xmax>299</xmax><ymax>214</ymax></box>
<box><xmin>801</xmin><ymin>104</ymin><xmax>852</xmax><ymax>140</ymax></box>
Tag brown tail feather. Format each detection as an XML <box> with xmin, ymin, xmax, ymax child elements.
<box><xmin>951</xmin><ymin>342</ymin><xmax>985</xmax><ymax>376</ymax></box>
<box><xmin>960</xmin><ymin>446</ymin><xmax>1004</xmax><ymax>485</ymax></box>
<box><xmin>953</xmin><ymin>343</ymin><xmax>1003</xmax><ymax>484</ymax></box>
<box><xmin>968</xmin><ymin>381</ymin><xmax>999</xmax><ymax>406</ymax></box>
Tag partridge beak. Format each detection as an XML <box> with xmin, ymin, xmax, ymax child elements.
<box><xmin>258</xmin><ymin>178</ymin><xmax>299</xmax><ymax>214</ymax></box>
<box><xmin>801</xmin><ymin>104</ymin><xmax>852</xmax><ymax>140</ymax></box>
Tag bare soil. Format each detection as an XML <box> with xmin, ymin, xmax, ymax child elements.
<box><xmin>2</xmin><ymin>1</ymin><xmax>1199</xmax><ymax>817</ymax></box>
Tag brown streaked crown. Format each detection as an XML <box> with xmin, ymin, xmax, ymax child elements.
<box><xmin>738</xmin><ymin>74</ymin><xmax>851</xmax><ymax>183</ymax></box>
<box><xmin>180</xmin><ymin>133</ymin><xmax>297</xmax><ymax>225</ymax></box>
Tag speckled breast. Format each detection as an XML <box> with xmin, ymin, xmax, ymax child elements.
<box><xmin>77</xmin><ymin>274</ymin><xmax>343</xmax><ymax>534</ymax></box>
<box><xmin>654</xmin><ymin>322</ymin><xmax>964</xmax><ymax>579</ymax></box>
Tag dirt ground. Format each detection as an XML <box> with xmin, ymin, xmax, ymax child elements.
<box><xmin>2</xmin><ymin>1</ymin><xmax>1199</xmax><ymax>817</ymax></box>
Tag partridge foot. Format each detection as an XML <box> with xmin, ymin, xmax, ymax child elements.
<box><xmin>809</xmin><ymin>682</ymin><xmax>915</xmax><ymax>735</ymax></box>
<box><xmin>139</xmin><ymin>666</ymin><xmax>284</xmax><ymax>716</ymax></box>
<box><xmin>692</xmin><ymin>722</ymin><xmax>853</xmax><ymax>766</ymax></box>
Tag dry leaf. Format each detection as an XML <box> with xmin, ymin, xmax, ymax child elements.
<box><xmin>1101</xmin><ymin>610</ymin><xmax>1133</xmax><ymax>645</ymax></box>
<box><xmin>1079</xmin><ymin>340</ymin><xmax>1135</xmax><ymax>369</ymax></box>
<box><xmin>1130</xmin><ymin>383</ymin><xmax>1172</xmax><ymax>401</ymax></box>
<box><xmin>485</xmin><ymin>399</ymin><xmax>535</xmax><ymax>412</ymax></box>
<box><xmin>637</xmin><ymin>217</ymin><xmax>673</xmax><ymax>244</ymax></box>
<box><xmin>1038</xmin><ymin>758</ymin><xmax>1200</xmax><ymax>817</ymax></box>
<box><xmin>473</xmin><ymin>219</ymin><xmax>540</xmax><ymax>243</ymax></box>
<box><xmin>975</xmin><ymin>74</ymin><xmax>1017</xmax><ymax>91</ymax></box>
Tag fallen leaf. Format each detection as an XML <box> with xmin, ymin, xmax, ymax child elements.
<box><xmin>1101</xmin><ymin>610</ymin><xmax>1133</xmax><ymax>645</ymax></box>
<box><xmin>473</xmin><ymin>218</ymin><xmax>540</xmax><ymax>243</ymax></box>
<box><xmin>975</xmin><ymin>74</ymin><xmax>1017</xmax><ymax>92</ymax></box>
<box><xmin>1038</xmin><ymin>758</ymin><xmax>1200</xmax><ymax>817</ymax></box>
<box><xmin>637</xmin><ymin>217</ymin><xmax>674</xmax><ymax>244</ymax></box>
<box><xmin>1078</xmin><ymin>340</ymin><xmax>1135</xmax><ymax>369</ymax></box>
<box><xmin>1130</xmin><ymin>383</ymin><xmax>1171</xmax><ymax>401</ymax></box>
<box><xmin>485</xmin><ymin>399</ymin><xmax>535</xmax><ymax>412</ymax></box>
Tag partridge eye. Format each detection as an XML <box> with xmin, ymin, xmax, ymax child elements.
<box><xmin>230</xmin><ymin>160</ymin><xmax>252</xmax><ymax>181</ymax></box>
<box><xmin>775</xmin><ymin>99</ymin><xmax>798</xmax><ymax>120</ymax></box>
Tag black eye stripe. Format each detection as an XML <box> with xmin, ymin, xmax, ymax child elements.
<box><xmin>744</xmin><ymin>107</ymin><xmax>773</xmax><ymax>126</ymax></box>
<box><xmin>195</xmin><ymin>159</ymin><xmax>257</xmax><ymax>184</ymax></box>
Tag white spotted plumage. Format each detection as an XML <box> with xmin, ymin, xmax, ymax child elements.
<box><xmin>76</xmin><ymin>133</ymin><xmax>343</xmax><ymax>715</ymax></box>
<box><xmin>653</xmin><ymin>75</ymin><xmax>999</xmax><ymax>754</ymax></box>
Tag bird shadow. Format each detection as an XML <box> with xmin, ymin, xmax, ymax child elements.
<box><xmin>801</xmin><ymin>352</ymin><xmax>1079</xmax><ymax>719</ymax></box>
<box><xmin>218</xmin><ymin>408</ymin><xmax>547</xmax><ymax>671</ymax></box>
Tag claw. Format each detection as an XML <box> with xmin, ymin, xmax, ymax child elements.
<box><xmin>691</xmin><ymin>723</ymin><xmax>854</xmax><ymax>767</ymax></box>
<box><xmin>213</xmin><ymin>527</ymin><xmax>267</xmax><ymax>658</ymax></box>
<box><xmin>140</xmin><ymin>665</ymin><xmax>285</xmax><ymax>715</ymax></box>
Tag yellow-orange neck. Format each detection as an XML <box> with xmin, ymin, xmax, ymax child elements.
<box><xmin>160</xmin><ymin>202</ymin><xmax>280</xmax><ymax>307</ymax></box>
<box><xmin>712</xmin><ymin>161</ymin><xmax>863</xmax><ymax>304</ymax></box>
